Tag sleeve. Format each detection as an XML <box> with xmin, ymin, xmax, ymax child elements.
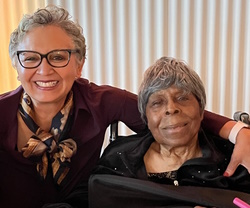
<box><xmin>201</xmin><ymin>110</ymin><xmax>231</xmax><ymax>135</ymax></box>
<box><xmin>111</xmin><ymin>89</ymin><xmax>146</xmax><ymax>133</ymax></box>
<box><xmin>93</xmin><ymin>84</ymin><xmax>146</xmax><ymax>134</ymax></box>
<box><xmin>120</xmin><ymin>90</ymin><xmax>147</xmax><ymax>132</ymax></box>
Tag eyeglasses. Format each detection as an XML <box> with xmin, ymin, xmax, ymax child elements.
<box><xmin>16</xmin><ymin>49</ymin><xmax>79</xmax><ymax>69</ymax></box>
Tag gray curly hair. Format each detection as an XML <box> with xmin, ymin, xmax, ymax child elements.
<box><xmin>138</xmin><ymin>57</ymin><xmax>206</xmax><ymax>123</ymax></box>
<box><xmin>9</xmin><ymin>5</ymin><xmax>86</xmax><ymax>67</ymax></box>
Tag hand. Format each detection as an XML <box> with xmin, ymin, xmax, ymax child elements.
<box><xmin>224</xmin><ymin>127</ymin><xmax>250</xmax><ymax>176</ymax></box>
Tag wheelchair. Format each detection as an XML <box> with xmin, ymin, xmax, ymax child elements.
<box><xmin>90</xmin><ymin>111</ymin><xmax>250</xmax><ymax>208</ymax></box>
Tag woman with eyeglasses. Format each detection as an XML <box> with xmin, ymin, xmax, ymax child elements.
<box><xmin>1</xmin><ymin>4</ymin><xmax>250</xmax><ymax>208</ymax></box>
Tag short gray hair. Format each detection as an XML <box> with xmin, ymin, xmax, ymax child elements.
<box><xmin>138</xmin><ymin>57</ymin><xmax>206</xmax><ymax>123</ymax></box>
<box><xmin>9</xmin><ymin>5</ymin><xmax>86</xmax><ymax>67</ymax></box>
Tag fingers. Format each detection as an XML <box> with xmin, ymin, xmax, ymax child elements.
<box><xmin>224</xmin><ymin>128</ymin><xmax>250</xmax><ymax>177</ymax></box>
<box><xmin>223</xmin><ymin>154</ymin><xmax>239</xmax><ymax>177</ymax></box>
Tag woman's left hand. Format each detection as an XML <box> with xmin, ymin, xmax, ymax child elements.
<box><xmin>224</xmin><ymin>127</ymin><xmax>250</xmax><ymax>177</ymax></box>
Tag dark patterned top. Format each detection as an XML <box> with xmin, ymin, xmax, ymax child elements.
<box><xmin>148</xmin><ymin>171</ymin><xmax>178</xmax><ymax>185</ymax></box>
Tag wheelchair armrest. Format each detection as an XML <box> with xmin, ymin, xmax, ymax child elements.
<box><xmin>233</xmin><ymin>111</ymin><xmax>250</xmax><ymax>125</ymax></box>
<box><xmin>109</xmin><ymin>121</ymin><xmax>118</xmax><ymax>143</ymax></box>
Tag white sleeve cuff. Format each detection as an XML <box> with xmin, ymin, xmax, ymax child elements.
<box><xmin>228</xmin><ymin>121</ymin><xmax>249</xmax><ymax>144</ymax></box>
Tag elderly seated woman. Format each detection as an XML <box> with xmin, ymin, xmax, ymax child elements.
<box><xmin>89</xmin><ymin>57</ymin><xmax>250</xmax><ymax>208</ymax></box>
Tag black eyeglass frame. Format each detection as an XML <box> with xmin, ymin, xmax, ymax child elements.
<box><xmin>16</xmin><ymin>49</ymin><xmax>79</xmax><ymax>69</ymax></box>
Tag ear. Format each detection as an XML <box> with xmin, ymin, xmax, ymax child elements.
<box><xmin>200</xmin><ymin>110</ymin><xmax>205</xmax><ymax>121</ymax></box>
<box><xmin>76</xmin><ymin>59</ymin><xmax>85</xmax><ymax>78</ymax></box>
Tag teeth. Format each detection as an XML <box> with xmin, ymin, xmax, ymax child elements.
<box><xmin>36</xmin><ymin>81</ymin><xmax>58</xmax><ymax>87</ymax></box>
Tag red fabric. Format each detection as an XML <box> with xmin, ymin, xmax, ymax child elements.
<box><xmin>202</xmin><ymin>110</ymin><xmax>231</xmax><ymax>134</ymax></box>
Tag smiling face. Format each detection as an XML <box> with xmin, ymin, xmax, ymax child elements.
<box><xmin>16</xmin><ymin>25</ymin><xmax>84</xmax><ymax>107</ymax></box>
<box><xmin>146</xmin><ymin>85</ymin><xmax>204</xmax><ymax>148</ymax></box>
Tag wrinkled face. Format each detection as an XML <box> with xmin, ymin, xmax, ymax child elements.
<box><xmin>146</xmin><ymin>85</ymin><xmax>204</xmax><ymax>148</ymax></box>
<box><xmin>16</xmin><ymin>25</ymin><xmax>83</xmax><ymax>107</ymax></box>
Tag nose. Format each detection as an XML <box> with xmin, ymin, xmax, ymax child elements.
<box><xmin>165</xmin><ymin>100</ymin><xmax>180</xmax><ymax>115</ymax></box>
<box><xmin>36</xmin><ymin>58</ymin><xmax>54</xmax><ymax>75</ymax></box>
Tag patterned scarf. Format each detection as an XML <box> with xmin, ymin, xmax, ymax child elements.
<box><xmin>19</xmin><ymin>91</ymin><xmax>77</xmax><ymax>185</ymax></box>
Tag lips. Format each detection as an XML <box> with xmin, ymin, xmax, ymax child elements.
<box><xmin>35</xmin><ymin>81</ymin><xmax>58</xmax><ymax>87</ymax></box>
<box><xmin>162</xmin><ymin>123</ymin><xmax>188</xmax><ymax>133</ymax></box>
<box><xmin>165</xmin><ymin>123</ymin><xmax>187</xmax><ymax>130</ymax></box>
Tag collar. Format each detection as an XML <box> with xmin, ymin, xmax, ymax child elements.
<box><xmin>118</xmin><ymin>129</ymin><xmax>228</xmax><ymax>174</ymax></box>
